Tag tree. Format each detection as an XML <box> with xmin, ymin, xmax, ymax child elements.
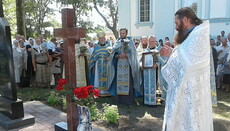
<box><xmin>56</xmin><ymin>0</ymin><xmax>92</xmax><ymax>27</ymax></box>
<box><xmin>16</xmin><ymin>0</ymin><xmax>26</xmax><ymax>37</ymax></box>
<box><xmin>93</xmin><ymin>0</ymin><xmax>118</xmax><ymax>39</ymax></box>
<box><xmin>3</xmin><ymin>0</ymin><xmax>17</xmax><ymax>36</ymax></box>
<box><xmin>0</xmin><ymin>0</ymin><xmax>4</xmax><ymax>17</ymax></box>
<box><xmin>25</xmin><ymin>0</ymin><xmax>58</xmax><ymax>38</ymax></box>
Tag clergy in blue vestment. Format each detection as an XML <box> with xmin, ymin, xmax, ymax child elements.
<box><xmin>116</xmin><ymin>28</ymin><xmax>132</xmax><ymax>42</ymax></box>
<box><xmin>141</xmin><ymin>35</ymin><xmax>159</xmax><ymax>105</ymax></box>
<box><xmin>107</xmin><ymin>29</ymin><xmax>142</xmax><ymax>105</ymax></box>
<box><xmin>89</xmin><ymin>32</ymin><xmax>110</xmax><ymax>96</ymax></box>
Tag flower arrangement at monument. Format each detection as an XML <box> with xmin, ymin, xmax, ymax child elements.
<box><xmin>56</xmin><ymin>78</ymin><xmax>100</xmax><ymax>107</ymax></box>
<box><xmin>56</xmin><ymin>78</ymin><xmax>100</xmax><ymax>131</ymax></box>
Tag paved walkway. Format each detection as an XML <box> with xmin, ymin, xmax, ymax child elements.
<box><xmin>0</xmin><ymin>101</ymin><xmax>107</xmax><ymax>131</ymax></box>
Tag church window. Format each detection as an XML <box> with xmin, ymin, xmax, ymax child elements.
<box><xmin>139</xmin><ymin>0</ymin><xmax>150</xmax><ymax>22</ymax></box>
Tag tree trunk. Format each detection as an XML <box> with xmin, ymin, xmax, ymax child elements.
<box><xmin>16</xmin><ymin>0</ymin><xmax>26</xmax><ymax>37</ymax></box>
<box><xmin>0</xmin><ymin>0</ymin><xmax>4</xmax><ymax>17</ymax></box>
<box><xmin>93</xmin><ymin>0</ymin><xmax>119</xmax><ymax>39</ymax></box>
<box><xmin>112</xmin><ymin>28</ymin><xmax>119</xmax><ymax>39</ymax></box>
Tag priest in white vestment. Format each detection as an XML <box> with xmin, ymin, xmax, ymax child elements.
<box><xmin>161</xmin><ymin>7</ymin><xmax>213</xmax><ymax>131</ymax></box>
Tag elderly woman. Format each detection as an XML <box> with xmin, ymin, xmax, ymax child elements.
<box><xmin>12</xmin><ymin>40</ymin><xmax>24</xmax><ymax>86</ymax></box>
<box><xmin>32</xmin><ymin>38</ymin><xmax>51</xmax><ymax>88</ymax></box>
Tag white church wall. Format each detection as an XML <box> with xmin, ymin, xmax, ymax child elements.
<box><xmin>210</xmin><ymin>0</ymin><xmax>227</xmax><ymax>18</ymax></box>
<box><xmin>118</xmin><ymin>0</ymin><xmax>131</xmax><ymax>32</ymax></box>
<box><xmin>130</xmin><ymin>0</ymin><xmax>155</xmax><ymax>38</ymax></box>
<box><xmin>155</xmin><ymin>0</ymin><xmax>175</xmax><ymax>41</ymax></box>
<box><xmin>209</xmin><ymin>20</ymin><xmax>230</xmax><ymax>38</ymax></box>
<box><xmin>118</xmin><ymin>0</ymin><xmax>230</xmax><ymax>42</ymax></box>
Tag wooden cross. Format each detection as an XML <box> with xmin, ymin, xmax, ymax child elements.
<box><xmin>54</xmin><ymin>8</ymin><xmax>86</xmax><ymax>131</ymax></box>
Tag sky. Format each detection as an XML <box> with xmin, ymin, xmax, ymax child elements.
<box><xmin>47</xmin><ymin>2</ymin><xmax>106</xmax><ymax>37</ymax></box>
<box><xmin>48</xmin><ymin>2</ymin><xmax>106</xmax><ymax>27</ymax></box>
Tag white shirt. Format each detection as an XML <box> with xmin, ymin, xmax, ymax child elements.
<box><xmin>216</xmin><ymin>45</ymin><xmax>230</xmax><ymax>60</ymax></box>
<box><xmin>227</xmin><ymin>41</ymin><xmax>230</xmax><ymax>47</ymax></box>
<box><xmin>46</xmin><ymin>42</ymin><xmax>56</xmax><ymax>52</ymax></box>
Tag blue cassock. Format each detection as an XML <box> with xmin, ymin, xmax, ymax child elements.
<box><xmin>107</xmin><ymin>39</ymin><xmax>142</xmax><ymax>97</ymax></box>
<box><xmin>142</xmin><ymin>48</ymin><xmax>158</xmax><ymax>105</ymax></box>
<box><xmin>89</xmin><ymin>42</ymin><xmax>110</xmax><ymax>96</ymax></box>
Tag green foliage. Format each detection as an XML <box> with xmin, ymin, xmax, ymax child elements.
<box><xmin>102</xmin><ymin>103</ymin><xmax>119</xmax><ymax>124</ymax></box>
<box><xmin>47</xmin><ymin>93</ymin><xmax>63</xmax><ymax>106</ymax></box>
<box><xmin>2</xmin><ymin>0</ymin><xmax>17</xmax><ymax>36</ymax></box>
<box><xmin>62</xmin><ymin>97</ymin><xmax>67</xmax><ymax>110</ymax></box>
<box><xmin>2</xmin><ymin>0</ymin><xmax>59</xmax><ymax>38</ymax></box>
<box><xmin>17</xmin><ymin>88</ymin><xmax>53</xmax><ymax>101</ymax></box>
<box><xmin>89</xmin><ymin>104</ymin><xmax>100</xmax><ymax>121</ymax></box>
<box><xmin>17</xmin><ymin>88</ymin><xmax>120</xmax><ymax>125</ymax></box>
<box><xmin>56</xmin><ymin>0</ymin><xmax>92</xmax><ymax>27</ymax></box>
<box><xmin>93</xmin><ymin>0</ymin><xmax>119</xmax><ymax>38</ymax></box>
<box><xmin>25</xmin><ymin>0</ymin><xmax>56</xmax><ymax>38</ymax></box>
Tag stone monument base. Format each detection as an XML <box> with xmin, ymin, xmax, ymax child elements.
<box><xmin>55</xmin><ymin>122</ymin><xmax>68</xmax><ymax>131</ymax></box>
<box><xmin>0</xmin><ymin>96</ymin><xmax>24</xmax><ymax>119</ymax></box>
<box><xmin>0</xmin><ymin>113</ymin><xmax>35</xmax><ymax>130</ymax></box>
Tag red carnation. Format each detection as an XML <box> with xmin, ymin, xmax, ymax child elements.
<box><xmin>86</xmin><ymin>85</ymin><xmax>93</xmax><ymax>91</ymax></box>
<box><xmin>58</xmin><ymin>79</ymin><xmax>68</xmax><ymax>86</ymax></box>
<box><xmin>56</xmin><ymin>85</ymin><xmax>64</xmax><ymax>91</ymax></box>
<box><xmin>92</xmin><ymin>89</ymin><xmax>100</xmax><ymax>98</ymax></box>
<box><xmin>74</xmin><ymin>87</ymin><xmax>89</xmax><ymax>99</ymax></box>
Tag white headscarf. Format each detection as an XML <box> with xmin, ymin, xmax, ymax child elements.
<box><xmin>34</xmin><ymin>39</ymin><xmax>43</xmax><ymax>53</ymax></box>
<box><xmin>28</xmin><ymin>38</ymin><xmax>36</xmax><ymax>48</ymax></box>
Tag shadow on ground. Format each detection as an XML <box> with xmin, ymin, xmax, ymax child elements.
<box><xmin>95</xmin><ymin>90</ymin><xmax>230</xmax><ymax>131</ymax></box>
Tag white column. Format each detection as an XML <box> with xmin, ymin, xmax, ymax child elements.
<box><xmin>205</xmin><ymin>0</ymin><xmax>210</xmax><ymax>19</ymax></box>
<box><xmin>226</xmin><ymin>0</ymin><xmax>230</xmax><ymax>18</ymax></box>
<box><xmin>178</xmin><ymin>0</ymin><xmax>183</xmax><ymax>8</ymax></box>
<box><xmin>197</xmin><ymin>0</ymin><xmax>202</xmax><ymax>18</ymax></box>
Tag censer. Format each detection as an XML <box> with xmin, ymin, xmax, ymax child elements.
<box><xmin>152</xmin><ymin>50</ymin><xmax>162</xmax><ymax>105</ymax></box>
<box><xmin>156</xmin><ymin>88</ymin><xmax>162</xmax><ymax>105</ymax></box>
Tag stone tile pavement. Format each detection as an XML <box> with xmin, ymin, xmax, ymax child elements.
<box><xmin>0</xmin><ymin>101</ymin><xmax>107</xmax><ymax>131</ymax></box>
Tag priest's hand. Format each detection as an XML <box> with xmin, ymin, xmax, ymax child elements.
<box><xmin>153</xmin><ymin>64</ymin><xmax>158</xmax><ymax>69</ymax></box>
<box><xmin>140</xmin><ymin>66</ymin><xmax>144</xmax><ymax>70</ymax></box>
<box><xmin>160</xmin><ymin>45</ymin><xmax>172</xmax><ymax>58</ymax></box>
<box><xmin>120</xmin><ymin>53</ymin><xmax>127</xmax><ymax>59</ymax></box>
<box><xmin>33</xmin><ymin>67</ymin><xmax>36</xmax><ymax>72</ymax></box>
<box><xmin>106</xmin><ymin>57</ymin><xmax>110</xmax><ymax>61</ymax></box>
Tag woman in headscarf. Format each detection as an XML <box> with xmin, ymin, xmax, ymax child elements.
<box><xmin>12</xmin><ymin>40</ymin><xmax>24</xmax><ymax>86</ymax></box>
<box><xmin>32</xmin><ymin>38</ymin><xmax>51</xmax><ymax>88</ymax></box>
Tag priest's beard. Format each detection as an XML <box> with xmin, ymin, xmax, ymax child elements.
<box><xmin>142</xmin><ymin>43</ymin><xmax>148</xmax><ymax>49</ymax></box>
<box><xmin>174</xmin><ymin>20</ymin><xmax>189</xmax><ymax>44</ymax></box>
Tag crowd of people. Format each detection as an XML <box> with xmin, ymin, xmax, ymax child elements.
<box><xmin>12</xmin><ymin>29</ymin><xmax>230</xmax><ymax>104</ymax></box>
<box><xmin>12</xmin><ymin>35</ymin><xmax>63</xmax><ymax>88</ymax></box>
<box><xmin>210</xmin><ymin>30</ymin><xmax>230</xmax><ymax>92</ymax></box>
<box><xmin>11</xmin><ymin>7</ymin><xmax>227</xmax><ymax>130</ymax></box>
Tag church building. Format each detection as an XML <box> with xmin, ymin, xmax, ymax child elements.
<box><xmin>118</xmin><ymin>0</ymin><xmax>230</xmax><ymax>41</ymax></box>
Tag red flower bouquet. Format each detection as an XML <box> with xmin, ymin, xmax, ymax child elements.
<box><xmin>56</xmin><ymin>78</ymin><xmax>100</xmax><ymax>107</ymax></box>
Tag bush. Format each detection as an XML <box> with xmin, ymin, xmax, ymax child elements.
<box><xmin>62</xmin><ymin>97</ymin><xmax>67</xmax><ymax>110</ymax></box>
<box><xmin>102</xmin><ymin>103</ymin><xmax>119</xmax><ymax>124</ymax></box>
<box><xmin>89</xmin><ymin>104</ymin><xmax>101</xmax><ymax>121</ymax></box>
<box><xmin>47</xmin><ymin>93</ymin><xmax>62</xmax><ymax>106</ymax></box>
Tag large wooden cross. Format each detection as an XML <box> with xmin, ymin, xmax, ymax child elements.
<box><xmin>54</xmin><ymin>8</ymin><xmax>86</xmax><ymax>131</ymax></box>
